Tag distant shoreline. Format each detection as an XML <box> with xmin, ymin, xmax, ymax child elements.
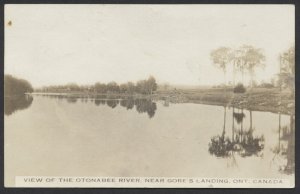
<box><xmin>30</xmin><ymin>87</ymin><xmax>294</xmax><ymax>115</ymax></box>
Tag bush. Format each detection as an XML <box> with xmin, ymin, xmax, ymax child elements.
<box><xmin>233</xmin><ymin>83</ymin><xmax>246</xmax><ymax>93</ymax></box>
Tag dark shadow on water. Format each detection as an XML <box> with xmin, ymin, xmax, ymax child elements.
<box><xmin>4</xmin><ymin>95</ymin><xmax>33</xmax><ymax>116</ymax></box>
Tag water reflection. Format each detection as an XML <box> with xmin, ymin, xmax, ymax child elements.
<box><xmin>94</xmin><ymin>99</ymin><xmax>106</xmax><ymax>106</ymax></box>
<box><xmin>233</xmin><ymin>111</ymin><xmax>245</xmax><ymax>124</ymax></box>
<box><xmin>4</xmin><ymin>95</ymin><xmax>33</xmax><ymax>116</ymax></box>
<box><xmin>271</xmin><ymin>113</ymin><xmax>295</xmax><ymax>175</ymax></box>
<box><xmin>209</xmin><ymin>107</ymin><xmax>265</xmax><ymax>159</ymax></box>
<box><xmin>106</xmin><ymin>99</ymin><xmax>119</xmax><ymax>109</ymax></box>
<box><xmin>120</xmin><ymin>99</ymin><xmax>134</xmax><ymax>110</ymax></box>
<box><xmin>5</xmin><ymin>93</ymin><xmax>295</xmax><ymax>182</ymax></box>
<box><xmin>208</xmin><ymin>106</ymin><xmax>232</xmax><ymax>157</ymax></box>
<box><xmin>34</xmin><ymin>94</ymin><xmax>157</xmax><ymax>118</ymax></box>
<box><xmin>135</xmin><ymin>99</ymin><xmax>157</xmax><ymax>118</ymax></box>
<box><xmin>66</xmin><ymin>97</ymin><xmax>78</xmax><ymax>103</ymax></box>
<box><xmin>6</xmin><ymin>94</ymin><xmax>294</xmax><ymax>175</ymax></box>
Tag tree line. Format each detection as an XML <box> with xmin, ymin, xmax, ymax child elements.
<box><xmin>278</xmin><ymin>46</ymin><xmax>295</xmax><ymax>95</ymax></box>
<box><xmin>211</xmin><ymin>45</ymin><xmax>295</xmax><ymax>91</ymax></box>
<box><xmin>37</xmin><ymin>76</ymin><xmax>158</xmax><ymax>95</ymax></box>
<box><xmin>210</xmin><ymin>45</ymin><xmax>265</xmax><ymax>88</ymax></box>
<box><xmin>4</xmin><ymin>74</ymin><xmax>34</xmax><ymax>96</ymax></box>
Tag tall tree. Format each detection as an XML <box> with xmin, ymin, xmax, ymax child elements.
<box><xmin>107</xmin><ymin>81</ymin><xmax>120</xmax><ymax>93</ymax></box>
<box><xmin>210</xmin><ymin>47</ymin><xmax>231</xmax><ymax>87</ymax></box>
<box><xmin>244</xmin><ymin>46</ymin><xmax>265</xmax><ymax>87</ymax></box>
<box><xmin>147</xmin><ymin>76</ymin><xmax>157</xmax><ymax>95</ymax></box>
<box><xmin>279</xmin><ymin>46</ymin><xmax>295</xmax><ymax>96</ymax></box>
<box><xmin>234</xmin><ymin>46</ymin><xmax>249</xmax><ymax>85</ymax></box>
<box><xmin>119</xmin><ymin>83</ymin><xmax>128</xmax><ymax>93</ymax></box>
<box><xmin>136</xmin><ymin>80</ymin><xmax>147</xmax><ymax>94</ymax></box>
<box><xmin>126</xmin><ymin>82</ymin><xmax>136</xmax><ymax>94</ymax></box>
<box><xmin>234</xmin><ymin>45</ymin><xmax>265</xmax><ymax>87</ymax></box>
<box><xmin>94</xmin><ymin>82</ymin><xmax>107</xmax><ymax>93</ymax></box>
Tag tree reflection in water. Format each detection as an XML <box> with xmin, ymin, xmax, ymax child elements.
<box><xmin>106</xmin><ymin>99</ymin><xmax>119</xmax><ymax>109</ymax></box>
<box><xmin>36</xmin><ymin>94</ymin><xmax>157</xmax><ymax>118</ymax></box>
<box><xmin>94</xmin><ymin>99</ymin><xmax>106</xmax><ymax>106</ymax></box>
<box><xmin>80</xmin><ymin>97</ymin><xmax>89</xmax><ymax>103</ymax></box>
<box><xmin>209</xmin><ymin>107</ymin><xmax>265</xmax><ymax>163</ymax></box>
<box><xmin>4</xmin><ymin>95</ymin><xmax>33</xmax><ymax>116</ymax></box>
<box><xmin>271</xmin><ymin>113</ymin><xmax>295</xmax><ymax>175</ymax></box>
<box><xmin>233</xmin><ymin>111</ymin><xmax>245</xmax><ymax>124</ymax></box>
<box><xmin>92</xmin><ymin>98</ymin><xmax>157</xmax><ymax>118</ymax></box>
<box><xmin>209</xmin><ymin>106</ymin><xmax>233</xmax><ymax>157</ymax></box>
<box><xmin>134</xmin><ymin>99</ymin><xmax>157</xmax><ymax>118</ymax></box>
<box><xmin>120</xmin><ymin>99</ymin><xmax>135</xmax><ymax>110</ymax></box>
<box><xmin>66</xmin><ymin>97</ymin><xmax>78</xmax><ymax>103</ymax></box>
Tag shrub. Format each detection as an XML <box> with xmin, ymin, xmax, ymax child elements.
<box><xmin>233</xmin><ymin>83</ymin><xmax>246</xmax><ymax>93</ymax></box>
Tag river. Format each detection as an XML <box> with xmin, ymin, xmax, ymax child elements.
<box><xmin>4</xmin><ymin>94</ymin><xmax>294</xmax><ymax>187</ymax></box>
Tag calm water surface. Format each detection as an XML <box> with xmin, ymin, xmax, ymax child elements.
<box><xmin>5</xmin><ymin>94</ymin><xmax>294</xmax><ymax>186</ymax></box>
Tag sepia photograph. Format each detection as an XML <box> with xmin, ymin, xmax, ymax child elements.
<box><xmin>4</xmin><ymin>4</ymin><xmax>295</xmax><ymax>188</ymax></box>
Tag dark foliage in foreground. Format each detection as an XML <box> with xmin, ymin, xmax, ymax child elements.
<box><xmin>4</xmin><ymin>74</ymin><xmax>33</xmax><ymax>96</ymax></box>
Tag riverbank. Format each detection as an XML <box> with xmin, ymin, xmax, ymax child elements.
<box><xmin>32</xmin><ymin>87</ymin><xmax>294</xmax><ymax>115</ymax></box>
<box><xmin>158</xmin><ymin>87</ymin><xmax>294</xmax><ymax>115</ymax></box>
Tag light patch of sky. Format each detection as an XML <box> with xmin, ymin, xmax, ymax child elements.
<box><xmin>5</xmin><ymin>4</ymin><xmax>294</xmax><ymax>87</ymax></box>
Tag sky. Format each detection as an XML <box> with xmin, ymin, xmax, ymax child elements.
<box><xmin>5</xmin><ymin>4</ymin><xmax>294</xmax><ymax>88</ymax></box>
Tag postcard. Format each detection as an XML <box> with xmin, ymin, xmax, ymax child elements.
<box><xmin>4</xmin><ymin>4</ymin><xmax>295</xmax><ymax>188</ymax></box>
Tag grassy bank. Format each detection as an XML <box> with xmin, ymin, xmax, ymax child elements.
<box><xmin>157</xmin><ymin>87</ymin><xmax>294</xmax><ymax>115</ymax></box>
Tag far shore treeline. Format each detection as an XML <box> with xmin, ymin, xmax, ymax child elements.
<box><xmin>35</xmin><ymin>76</ymin><xmax>158</xmax><ymax>95</ymax></box>
<box><xmin>4</xmin><ymin>75</ymin><xmax>33</xmax><ymax>96</ymax></box>
<box><xmin>4</xmin><ymin>45</ymin><xmax>294</xmax><ymax>97</ymax></box>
